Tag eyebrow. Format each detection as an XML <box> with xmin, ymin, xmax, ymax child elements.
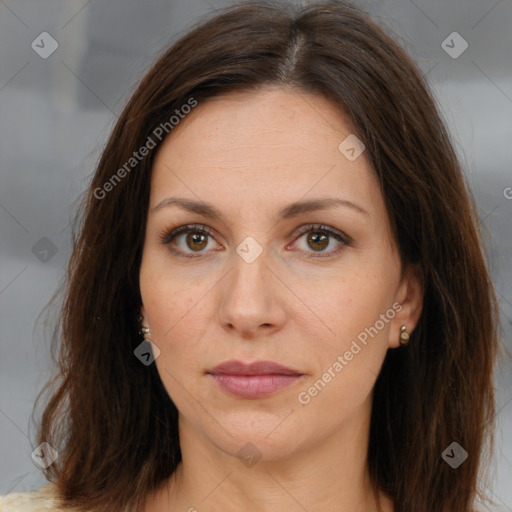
<box><xmin>152</xmin><ymin>196</ymin><xmax>369</xmax><ymax>220</ymax></box>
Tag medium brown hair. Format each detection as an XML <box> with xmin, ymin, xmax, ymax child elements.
<box><xmin>36</xmin><ymin>1</ymin><xmax>499</xmax><ymax>511</ymax></box>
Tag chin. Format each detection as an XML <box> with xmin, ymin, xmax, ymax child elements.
<box><xmin>203</xmin><ymin>414</ymin><xmax>308</xmax><ymax>463</ymax></box>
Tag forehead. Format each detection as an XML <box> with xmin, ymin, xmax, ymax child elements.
<box><xmin>149</xmin><ymin>87</ymin><xmax>383</xmax><ymax>222</ymax></box>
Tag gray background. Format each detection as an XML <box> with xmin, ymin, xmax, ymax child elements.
<box><xmin>1</xmin><ymin>0</ymin><xmax>511</xmax><ymax>509</ymax></box>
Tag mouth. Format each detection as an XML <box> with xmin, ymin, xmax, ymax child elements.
<box><xmin>206</xmin><ymin>360</ymin><xmax>305</xmax><ymax>399</ymax></box>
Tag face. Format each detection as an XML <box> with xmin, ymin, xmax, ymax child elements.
<box><xmin>139</xmin><ymin>87</ymin><xmax>422</xmax><ymax>461</ymax></box>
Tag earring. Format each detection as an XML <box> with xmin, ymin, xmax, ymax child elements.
<box><xmin>399</xmin><ymin>325</ymin><xmax>410</xmax><ymax>345</ymax></box>
<box><xmin>137</xmin><ymin>314</ymin><xmax>151</xmax><ymax>341</ymax></box>
<box><xmin>141</xmin><ymin>326</ymin><xmax>151</xmax><ymax>340</ymax></box>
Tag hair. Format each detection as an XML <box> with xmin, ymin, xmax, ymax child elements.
<box><xmin>35</xmin><ymin>1</ymin><xmax>499</xmax><ymax>511</ymax></box>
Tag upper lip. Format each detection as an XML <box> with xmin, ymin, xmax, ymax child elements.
<box><xmin>208</xmin><ymin>360</ymin><xmax>303</xmax><ymax>376</ymax></box>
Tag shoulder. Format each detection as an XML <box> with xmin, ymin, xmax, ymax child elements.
<box><xmin>0</xmin><ymin>485</ymin><xmax>66</xmax><ymax>512</ymax></box>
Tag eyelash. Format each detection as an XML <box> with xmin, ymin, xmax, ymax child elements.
<box><xmin>159</xmin><ymin>223</ymin><xmax>352</xmax><ymax>260</ymax></box>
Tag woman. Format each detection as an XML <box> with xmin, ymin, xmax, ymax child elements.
<box><xmin>0</xmin><ymin>1</ymin><xmax>499</xmax><ymax>511</ymax></box>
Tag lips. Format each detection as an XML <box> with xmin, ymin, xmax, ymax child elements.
<box><xmin>208</xmin><ymin>359</ymin><xmax>302</xmax><ymax>376</ymax></box>
<box><xmin>207</xmin><ymin>360</ymin><xmax>304</xmax><ymax>399</ymax></box>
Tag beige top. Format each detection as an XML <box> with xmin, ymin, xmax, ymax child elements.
<box><xmin>0</xmin><ymin>485</ymin><xmax>66</xmax><ymax>512</ymax></box>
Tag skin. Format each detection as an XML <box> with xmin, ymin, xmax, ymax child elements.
<box><xmin>139</xmin><ymin>86</ymin><xmax>423</xmax><ymax>512</ymax></box>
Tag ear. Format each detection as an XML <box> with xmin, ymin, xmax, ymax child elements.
<box><xmin>139</xmin><ymin>304</ymin><xmax>146</xmax><ymax>323</ymax></box>
<box><xmin>388</xmin><ymin>263</ymin><xmax>423</xmax><ymax>349</ymax></box>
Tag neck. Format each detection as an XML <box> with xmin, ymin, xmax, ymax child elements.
<box><xmin>146</xmin><ymin>396</ymin><xmax>392</xmax><ymax>512</ymax></box>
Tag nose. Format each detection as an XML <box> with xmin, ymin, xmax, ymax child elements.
<box><xmin>217</xmin><ymin>247</ymin><xmax>287</xmax><ymax>338</ymax></box>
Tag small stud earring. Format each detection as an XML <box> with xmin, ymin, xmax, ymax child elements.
<box><xmin>399</xmin><ymin>325</ymin><xmax>410</xmax><ymax>345</ymax></box>
<box><xmin>137</xmin><ymin>314</ymin><xmax>151</xmax><ymax>341</ymax></box>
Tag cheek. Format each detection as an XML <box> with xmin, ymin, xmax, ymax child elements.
<box><xmin>298</xmin><ymin>262</ymin><xmax>396</xmax><ymax>347</ymax></box>
<box><xmin>140</xmin><ymin>247</ymin><xmax>201</xmax><ymax>330</ymax></box>
<box><xmin>291</xmin><ymin>258</ymin><xmax>398</xmax><ymax>410</ymax></box>
<box><xmin>144</xmin><ymin>282</ymin><xmax>206</xmax><ymax>405</ymax></box>
<box><xmin>144</xmin><ymin>283</ymin><xmax>203</xmax><ymax>351</ymax></box>
<box><xmin>139</xmin><ymin>256</ymin><xmax>198</xmax><ymax>363</ymax></box>
<box><xmin>295</xmin><ymin>277</ymin><xmax>393</xmax><ymax>414</ymax></box>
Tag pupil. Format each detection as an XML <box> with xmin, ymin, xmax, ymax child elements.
<box><xmin>308</xmin><ymin>233</ymin><xmax>328</xmax><ymax>251</ymax></box>
<box><xmin>187</xmin><ymin>232</ymin><xmax>207</xmax><ymax>251</ymax></box>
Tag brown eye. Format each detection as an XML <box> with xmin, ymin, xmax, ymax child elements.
<box><xmin>161</xmin><ymin>224</ymin><xmax>219</xmax><ymax>258</ymax></box>
<box><xmin>306</xmin><ymin>232</ymin><xmax>329</xmax><ymax>252</ymax></box>
<box><xmin>292</xmin><ymin>224</ymin><xmax>351</xmax><ymax>259</ymax></box>
<box><xmin>185</xmin><ymin>232</ymin><xmax>209</xmax><ymax>252</ymax></box>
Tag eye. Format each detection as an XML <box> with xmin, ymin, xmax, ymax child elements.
<box><xmin>290</xmin><ymin>223</ymin><xmax>351</xmax><ymax>258</ymax></box>
<box><xmin>160</xmin><ymin>224</ymin><xmax>220</xmax><ymax>258</ymax></box>
<box><xmin>160</xmin><ymin>223</ymin><xmax>351</xmax><ymax>260</ymax></box>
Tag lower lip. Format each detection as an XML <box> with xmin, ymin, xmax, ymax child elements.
<box><xmin>209</xmin><ymin>374</ymin><xmax>303</xmax><ymax>399</ymax></box>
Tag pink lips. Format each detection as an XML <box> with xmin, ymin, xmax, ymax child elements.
<box><xmin>207</xmin><ymin>360</ymin><xmax>304</xmax><ymax>399</ymax></box>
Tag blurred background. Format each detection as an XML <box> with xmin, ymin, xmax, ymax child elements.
<box><xmin>1</xmin><ymin>0</ymin><xmax>511</xmax><ymax>508</ymax></box>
